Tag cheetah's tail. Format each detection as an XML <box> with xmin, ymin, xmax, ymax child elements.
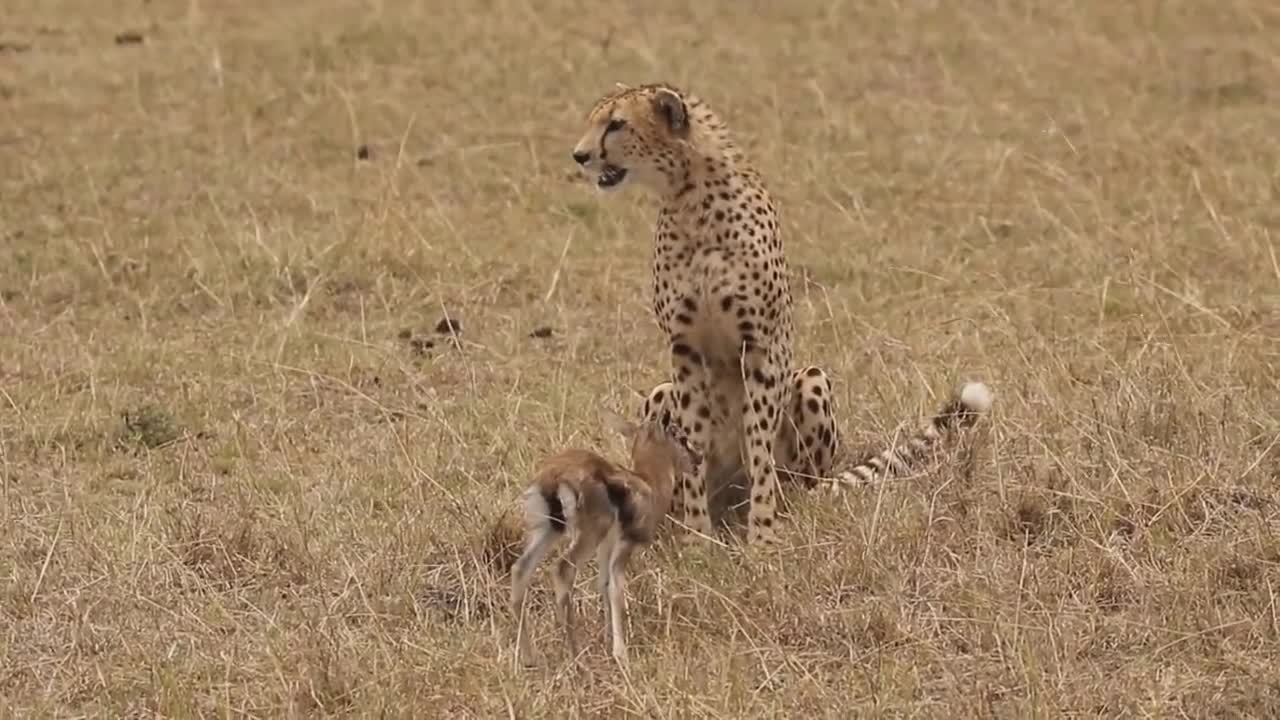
<box><xmin>822</xmin><ymin>382</ymin><xmax>994</xmax><ymax>491</ymax></box>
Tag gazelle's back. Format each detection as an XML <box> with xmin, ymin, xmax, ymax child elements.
<box><xmin>528</xmin><ymin>449</ymin><xmax>661</xmax><ymax>544</ymax></box>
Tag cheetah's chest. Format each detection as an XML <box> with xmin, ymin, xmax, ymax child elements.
<box><xmin>650</xmin><ymin>202</ymin><xmax>789</xmax><ymax>368</ymax></box>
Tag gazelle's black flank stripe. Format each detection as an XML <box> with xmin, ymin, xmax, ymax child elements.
<box><xmin>542</xmin><ymin>489</ymin><xmax>567</xmax><ymax>532</ymax></box>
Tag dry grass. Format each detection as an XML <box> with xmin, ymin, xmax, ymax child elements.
<box><xmin>2</xmin><ymin>0</ymin><xmax>1279</xmax><ymax>716</ymax></box>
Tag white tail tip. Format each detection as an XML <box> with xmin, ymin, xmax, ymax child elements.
<box><xmin>959</xmin><ymin>382</ymin><xmax>994</xmax><ymax>413</ymax></box>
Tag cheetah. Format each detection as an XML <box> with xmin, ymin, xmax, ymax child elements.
<box><xmin>571</xmin><ymin>82</ymin><xmax>992</xmax><ymax>546</ymax></box>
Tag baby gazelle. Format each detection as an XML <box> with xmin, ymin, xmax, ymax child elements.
<box><xmin>510</xmin><ymin>410</ymin><xmax>697</xmax><ymax>667</ymax></box>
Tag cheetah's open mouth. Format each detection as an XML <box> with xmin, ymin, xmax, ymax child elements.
<box><xmin>597</xmin><ymin>164</ymin><xmax>628</xmax><ymax>189</ymax></box>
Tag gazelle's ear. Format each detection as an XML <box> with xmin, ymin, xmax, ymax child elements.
<box><xmin>600</xmin><ymin>407</ymin><xmax>638</xmax><ymax>440</ymax></box>
<box><xmin>675</xmin><ymin>442</ymin><xmax>698</xmax><ymax>476</ymax></box>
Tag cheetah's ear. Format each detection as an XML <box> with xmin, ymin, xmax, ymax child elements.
<box><xmin>600</xmin><ymin>407</ymin><xmax>639</xmax><ymax>440</ymax></box>
<box><xmin>652</xmin><ymin>88</ymin><xmax>688</xmax><ymax>134</ymax></box>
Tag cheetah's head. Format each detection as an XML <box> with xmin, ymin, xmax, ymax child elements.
<box><xmin>570</xmin><ymin>83</ymin><xmax>691</xmax><ymax>195</ymax></box>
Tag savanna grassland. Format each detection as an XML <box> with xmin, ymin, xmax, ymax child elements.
<box><xmin>2</xmin><ymin>0</ymin><xmax>1278</xmax><ymax>717</ymax></box>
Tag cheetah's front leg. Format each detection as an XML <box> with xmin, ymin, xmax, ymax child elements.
<box><xmin>669</xmin><ymin>341</ymin><xmax>714</xmax><ymax>538</ymax></box>
<box><xmin>740</xmin><ymin>348</ymin><xmax>787</xmax><ymax>546</ymax></box>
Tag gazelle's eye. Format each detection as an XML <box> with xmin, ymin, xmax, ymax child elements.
<box><xmin>606</xmin><ymin>118</ymin><xmax>626</xmax><ymax>132</ymax></box>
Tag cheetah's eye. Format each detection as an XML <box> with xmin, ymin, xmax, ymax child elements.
<box><xmin>606</xmin><ymin>118</ymin><xmax>626</xmax><ymax>133</ymax></box>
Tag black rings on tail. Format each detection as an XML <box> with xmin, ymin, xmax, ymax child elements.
<box><xmin>823</xmin><ymin>382</ymin><xmax>993</xmax><ymax>491</ymax></box>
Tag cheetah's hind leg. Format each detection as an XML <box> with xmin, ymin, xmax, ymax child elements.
<box><xmin>775</xmin><ymin>365</ymin><xmax>839</xmax><ymax>494</ymax></box>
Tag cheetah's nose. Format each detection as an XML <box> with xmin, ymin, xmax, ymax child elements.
<box><xmin>572</xmin><ymin>150</ymin><xmax>591</xmax><ymax>165</ymax></box>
